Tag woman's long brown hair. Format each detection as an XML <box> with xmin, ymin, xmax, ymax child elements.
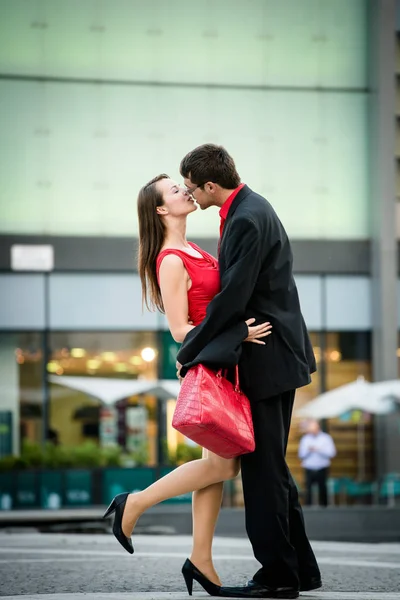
<box><xmin>137</xmin><ymin>174</ymin><xmax>169</xmax><ymax>312</ymax></box>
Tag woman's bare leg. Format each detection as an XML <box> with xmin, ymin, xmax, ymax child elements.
<box><xmin>121</xmin><ymin>449</ymin><xmax>239</xmax><ymax>548</ymax></box>
<box><xmin>189</xmin><ymin>449</ymin><xmax>239</xmax><ymax>585</ymax></box>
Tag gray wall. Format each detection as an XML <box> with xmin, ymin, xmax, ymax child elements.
<box><xmin>0</xmin><ymin>272</ymin><xmax>377</xmax><ymax>332</ymax></box>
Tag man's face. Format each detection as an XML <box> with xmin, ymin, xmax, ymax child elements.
<box><xmin>308</xmin><ymin>420</ymin><xmax>320</xmax><ymax>435</ymax></box>
<box><xmin>183</xmin><ymin>176</ymin><xmax>217</xmax><ymax>210</ymax></box>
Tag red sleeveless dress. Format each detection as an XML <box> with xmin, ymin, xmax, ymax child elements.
<box><xmin>156</xmin><ymin>242</ymin><xmax>220</xmax><ymax>326</ymax></box>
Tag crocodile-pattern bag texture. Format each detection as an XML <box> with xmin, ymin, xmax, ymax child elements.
<box><xmin>172</xmin><ymin>365</ymin><xmax>255</xmax><ymax>459</ymax></box>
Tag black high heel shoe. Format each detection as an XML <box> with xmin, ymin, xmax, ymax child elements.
<box><xmin>103</xmin><ymin>492</ymin><xmax>134</xmax><ymax>554</ymax></box>
<box><xmin>182</xmin><ymin>558</ymin><xmax>221</xmax><ymax>596</ymax></box>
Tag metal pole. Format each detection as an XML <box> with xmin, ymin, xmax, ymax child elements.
<box><xmin>357</xmin><ymin>418</ymin><xmax>366</xmax><ymax>482</ymax></box>
<box><xmin>42</xmin><ymin>272</ymin><xmax>50</xmax><ymax>446</ymax></box>
<box><xmin>320</xmin><ymin>275</ymin><xmax>328</xmax><ymax>433</ymax></box>
<box><xmin>369</xmin><ymin>0</ymin><xmax>398</xmax><ymax>479</ymax></box>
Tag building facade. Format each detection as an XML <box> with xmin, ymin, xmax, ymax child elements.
<box><xmin>0</xmin><ymin>0</ymin><xmax>399</xmax><ymax>500</ymax></box>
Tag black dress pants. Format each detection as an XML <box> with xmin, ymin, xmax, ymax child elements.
<box><xmin>305</xmin><ymin>467</ymin><xmax>329</xmax><ymax>507</ymax></box>
<box><xmin>240</xmin><ymin>390</ymin><xmax>320</xmax><ymax>589</ymax></box>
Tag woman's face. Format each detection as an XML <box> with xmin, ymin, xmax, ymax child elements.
<box><xmin>156</xmin><ymin>178</ymin><xmax>197</xmax><ymax>218</ymax></box>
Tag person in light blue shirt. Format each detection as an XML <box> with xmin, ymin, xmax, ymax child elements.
<box><xmin>298</xmin><ymin>420</ymin><xmax>336</xmax><ymax>507</ymax></box>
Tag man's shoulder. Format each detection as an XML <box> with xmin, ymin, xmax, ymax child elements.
<box><xmin>237</xmin><ymin>189</ymin><xmax>277</xmax><ymax>220</ymax></box>
<box><xmin>241</xmin><ymin>187</ymin><xmax>270</xmax><ymax>207</ymax></box>
<box><xmin>235</xmin><ymin>190</ymin><xmax>285</xmax><ymax>239</ymax></box>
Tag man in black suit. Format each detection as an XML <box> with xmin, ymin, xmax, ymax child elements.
<box><xmin>177</xmin><ymin>144</ymin><xmax>321</xmax><ymax>599</ymax></box>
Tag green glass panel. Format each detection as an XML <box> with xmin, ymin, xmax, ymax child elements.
<box><xmin>64</xmin><ymin>470</ymin><xmax>92</xmax><ymax>507</ymax></box>
<box><xmin>0</xmin><ymin>412</ymin><xmax>13</xmax><ymax>457</ymax></box>
<box><xmin>0</xmin><ymin>473</ymin><xmax>15</xmax><ymax>510</ymax></box>
<box><xmin>102</xmin><ymin>467</ymin><xmax>154</xmax><ymax>505</ymax></box>
<box><xmin>0</xmin><ymin>83</ymin><xmax>369</xmax><ymax>240</ymax></box>
<box><xmin>160</xmin><ymin>331</ymin><xmax>180</xmax><ymax>380</ymax></box>
<box><xmin>40</xmin><ymin>471</ymin><xmax>63</xmax><ymax>509</ymax></box>
<box><xmin>16</xmin><ymin>471</ymin><xmax>39</xmax><ymax>508</ymax></box>
<box><xmin>0</xmin><ymin>0</ymin><xmax>367</xmax><ymax>88</ymax></box>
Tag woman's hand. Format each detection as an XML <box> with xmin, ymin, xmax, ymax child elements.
<box><xmin>244</xmin><ymin>318</ymin><xmax>272</xmax><ymax>345</ymax></box>
<box><xmin>176</xmin><ymin>361</ymin><xmax>182</xmax><ymax>380</ymax></box>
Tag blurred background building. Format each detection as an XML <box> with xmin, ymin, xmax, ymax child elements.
<box><xmin>0</xmin><ymin>0</ymin><xmax>399</xmax><ymax>508</ymax></box>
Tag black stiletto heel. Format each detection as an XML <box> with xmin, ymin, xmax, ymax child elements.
<box><xmin>182</xmin><ymin>567</ymin><xmax>193</xmax><ymax>596</ymax></box>
<box><xmin>181</xmin><ymin>558</ymin><xmax>221</xmax><ymax>596</ymax></box>
<box><xmin>103</xmin><ymin>492</ymin><xmax>134</xmax><ymax>554</ymax></box>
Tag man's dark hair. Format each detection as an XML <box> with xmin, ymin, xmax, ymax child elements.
<box><xmin>180</xmin><ymin>144</ymin><xmax>241</xmax><ymax>189</ymax></box>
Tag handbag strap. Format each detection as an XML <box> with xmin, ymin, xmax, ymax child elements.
<box><xmin>234</xmin><ymin>365</ymin><xmax>240</xmax><ymax>391</ymax></box>
<box><xmin>217</xmin><ymin>366</ymin><xmax>241</xmax><ymax>392</ymax></box>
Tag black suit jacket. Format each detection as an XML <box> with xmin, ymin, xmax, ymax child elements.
<box><xmin>177</xmin><ymin>185</ymin><xmax>316</xmax><ymax>401</ymax></box>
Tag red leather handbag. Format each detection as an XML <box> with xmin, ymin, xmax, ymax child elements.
<box><xmin>172</xmin><ymin>364</ymin><xmax>255</xmax><ymax>459</ymax></box>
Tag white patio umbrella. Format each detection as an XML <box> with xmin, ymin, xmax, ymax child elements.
<box><xmin>296</xmin><ymin>377</ymin><xmax>396</xmax><ymax>419</ymax></box>
<box><xmin>371</xmin><ymin>379</ymin><xmax>400</xmax><ymax>402</ymax></box>
<box><xmin>296</xmin><ymin>377</ymin><xmax>398</xmax><ymax>481</ymax></box>
<box><xmin>48</xmin><ymin>375</ymin><xmax>180</xmax><ymax>405</ymax></box>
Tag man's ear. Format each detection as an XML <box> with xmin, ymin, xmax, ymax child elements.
<box><xmin>205</xmin><ymin>182</ymin><xmax>217</xmax><ymax>194</ymax></box>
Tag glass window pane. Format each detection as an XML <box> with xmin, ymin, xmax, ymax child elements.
<box><xmin>48</xmin><ymin>332</ymin><xmax>159</xmax><ymax>466</ymax></box>
<box><xmin>288</xmin><ymin>332</ymin><xmax>322</xmax><ymax>490</ymax></box>
<box><xmin>0</xmin><ymin>333</ymin><xmax>44</xmax><ymax>455</ymax></box>
<box><xmin>325</xmin><ymin>332</ymin><xmax>373</xmax><ymax>495</ymax></box>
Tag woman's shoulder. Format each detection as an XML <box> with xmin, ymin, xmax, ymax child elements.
<box><xmin>157</xmin><ymin>249</ymin><xmax>186</xmax><ymax>268</ymax></box>
<box><xmin>156</xmin><ymin>252</ymin><xmax>187</xmax><ymax>285</ymax></box>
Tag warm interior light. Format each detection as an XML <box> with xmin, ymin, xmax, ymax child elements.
<box><xmin>70</xmin><ymin>348</ymin><xmax>86</xmax><ymax>358</ymax></box>
<box><xmin>87</xmin><ymin>359</ymin><xmax>101</xmax><ymax>370</ymax></box>
<box><xmin>101</xmin><ymin>351</ymin><xmax>117</xmax><ymax>362</ymax></box>
<box><xmin>330</xmin><ymin>350</ymin><xmax>342</xmax><ymax>362</ymax></box>
<box><xmin>141</xmin><ymin>347</ymin><xmax>156</xmax><ymax>362</ymax></box>
<box><xmin>129</xmin><ymin>356</ymin><xmax>142</xmax><ymax>365</ymax></box>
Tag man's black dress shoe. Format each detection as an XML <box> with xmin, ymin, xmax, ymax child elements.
<box><xmin>219</xmin><ymin>580</ymin><xmax>299</xmax><ymax>599</ymax></box>
<box><xmin>300</xmin><ymin>576</ymin><xmax>322</xmax><ymax>591</ymax></box>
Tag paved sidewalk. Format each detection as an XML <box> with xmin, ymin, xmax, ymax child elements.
<box><xmin>0</xmin><ymin>534</ymin><xmax>399</xmax><ymax>599</ymax></box>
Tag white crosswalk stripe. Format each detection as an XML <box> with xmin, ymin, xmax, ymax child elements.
<box><xmin>0</xmin><ymin>546</ymin><xmax>399</xmax><ymax>569</ymax></box>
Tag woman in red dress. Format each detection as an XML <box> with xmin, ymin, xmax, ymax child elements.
<box><xmin>104</xmin><ymin>174</ymin><xmax>271</xmax><ymax>595</ymax></box>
